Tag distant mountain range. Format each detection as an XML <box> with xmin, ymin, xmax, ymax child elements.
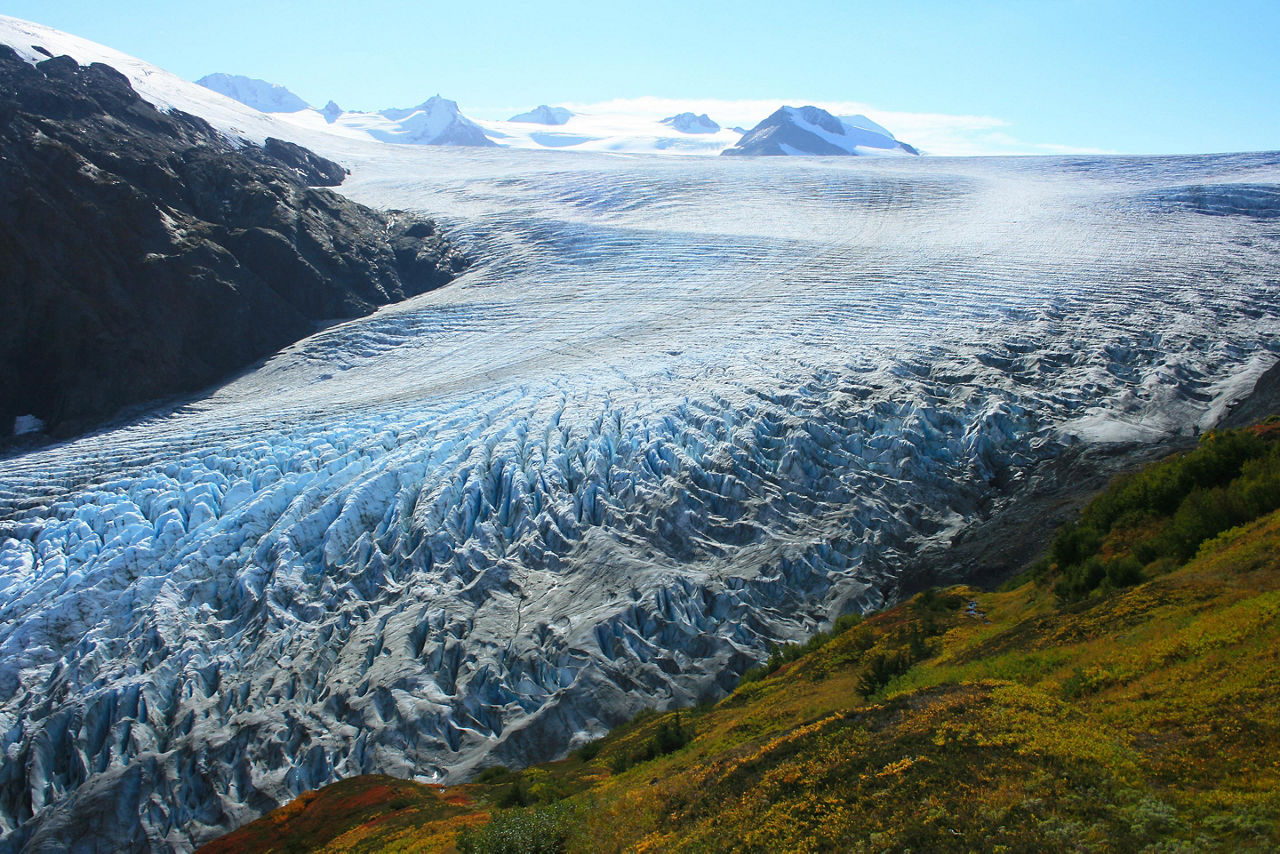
<box><xmin>194</xmin><ymin>73</ymin><xmax>919</xmax><ymax>157</ymax></box>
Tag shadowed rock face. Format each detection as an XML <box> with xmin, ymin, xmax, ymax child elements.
<box><xmin>0</xmin><ymin>46</ymin><xmax>467</xmax><ymax>440</ymax></box>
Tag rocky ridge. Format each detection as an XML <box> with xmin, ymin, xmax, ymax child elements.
<box><xmin>0</xmin><ymin>46</ymin><xmax>467</xmax><ymax>439</ymax></box>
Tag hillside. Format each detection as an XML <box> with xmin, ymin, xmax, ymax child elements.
<box><xmin>0</xmin><ymin>45</ymin><xmax>465</xmax><ymax>439</ymax></box>
<box><xmin>202</xmin><ymin>419</ymin><xmax>1280</xmax><ymax>852</ymax></box>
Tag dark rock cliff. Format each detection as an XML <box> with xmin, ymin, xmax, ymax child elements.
<box><xmin>0</xmin><ymin>46</ymin><xmax>467</xmax><ymax>439</ymax></box>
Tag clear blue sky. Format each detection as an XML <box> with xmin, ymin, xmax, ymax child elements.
<box><xmin>7</xmin><ymin>0</ymin><xmax>1278</xmax><ymax>155</ymax></box>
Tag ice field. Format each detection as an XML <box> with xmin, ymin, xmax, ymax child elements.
<box><xmin>1</xmin><ymin>91</ymin><xmax>1279</xmax><ymax>848</ymax></box>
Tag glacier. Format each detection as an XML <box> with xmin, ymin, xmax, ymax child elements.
<box><xmin>1</xmin><ymin>59</ymin><xmax>1279</xmax><ymax>849</ymax></box>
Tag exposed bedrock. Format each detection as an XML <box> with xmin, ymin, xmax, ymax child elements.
<box><xmin>0</xmin><ymin>47</ymin><xmax>467</xmax><ymax>439</ymax></box>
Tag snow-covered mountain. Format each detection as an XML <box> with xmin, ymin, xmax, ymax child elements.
<box><xmin>351</xmin><ymin>95</ymin><xmax>496</xmax><ymax>146</ymax></box>
<box><xmin>0</xmin><ymin>15</ymin><xmax>326</xmax><ymax>148</ymax></box>
<box><xmin>181</xmin><ymin>70</ymin><xmax>915</xmax><ymax>158</ymax></box>
<box><xmin>3</xmin><ymin>13</ymin><xmax>1280</xmax><ymax>854</ymax></box>
<box><xmin>722</xmin><ymin>105</ymin><xmax>918</xmax><ymax>156</ymax></box>
<box><xmin>839</xmin><ymin>112</ymin><xmax>897</xmax><ymax>139</ymax></box>
<box><xmin>508</xmin><ymin>104</ymin><xmax>573</xmax><ymax>125</ymax></box>
<box><xmin>182</xmin><ymin>67</ymin><xmax>918</xmax><ymax>158</ymax></box>
<box><xmin>249</xmin><ymin>96</ymin><xmax>498</xmax><ymax>147</ymax></box>
<box><xmin>661</xmin><ymin>112</ymin><xmax>721</xmax><ymax>134</ymax></box>
<box><xmin>196</xmin><ymin>72</ymin><xmax>310</xmax><ymax>113</ymax></box>
<box><xmin>473</xmin><ymin>110</ymin><xmax>744</xmax><ymax>154</ymax></box>
<box><xmin>0</xmin><ymin>17</ymin><xmax>918</xmax><ymax>160</ymax></box>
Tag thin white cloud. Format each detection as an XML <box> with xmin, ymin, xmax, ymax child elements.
<box><xmin>477</xmin><ymin>96</ymin><xmax>1114</xmax><ymax>157</ymax></box>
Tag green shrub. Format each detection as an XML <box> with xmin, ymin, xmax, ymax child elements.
<box><xmin>913</xmin><ymin>588</ymin><xmax>965</xmax><ymax>614</ymax></box>
<box><xmin>832</xmin><ymin>612</ymin><xmax>864</xmax><ymax>633</ymax></box>
<box><xmin>1049</xmin><ymin>426</ymin><xmax>1280</xmax><ymax>601</ymax></box>
<box><xmin>1061</xmin><ymin>665</ymin><xmax>1113</xmax><ymax>698</ymax></box>
<box><xmin>474</xmin><ymin>765</ymin><xmax>512</xmax><ymax>784</ymax></box>
<box><xmin>857</xmin><ymin>651</ymin><xmax>908</xmax><ymax>697</ymax></box>
<box><xmin>651</xmin><ymin>714</ymin><xmax>689</xmax><ymax>756</ymax></box>
<box><xmin>609</xmin><ymin>711</ymin><xmax>691</xmax><ymax>774</ymax></box>
<box><xmin>457</xmin><ymin>802</ymin><xmax>577</xmax><ymax>854</ymax></box>
<box><xmin>1104</xmin><ymin>555</ymin><xmax>1144</xmax><ymax>589</ymax></box>
<box><xmin>737</xmin><ymin>611</ymin><xmax>864</xmax><ymax>686</ymax></box>
<box><xmin>497</xmin><ymin>780</ymin><xmax>529</xmax><ymax>808</ymax></box>
<box><xmin>574</xmin><ymin>740</ymin><xmax>601</xmax><ymax>761</ymax></box>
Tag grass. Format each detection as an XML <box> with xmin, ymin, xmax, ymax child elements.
<box><xmin>197</xmin><ymin>775</ymin><xmax>483</xmax><ymax>854</ymax></box>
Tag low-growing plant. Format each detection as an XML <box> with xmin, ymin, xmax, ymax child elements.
<box><xmin>457</xmin><ymin>801</ymin><xmax>578</xmax><ymax>854</ymax></box>
<box><xmin>737</xmin><ymin>611</ymin><xmax>864</xmax><ymax>685</ymax></box>
<box><xmin>609</xmin><ymin>711</ymin><xmax>691</xmax><ymax>773</ymax></box>
<box><xmin>474</xmin><ymin>765</ymin><xmax>511</xmax><ymax>784</ymax></box>
<box><xmin>857</xmin><ymin>619</ymin><xmax>944</xmax><ymax>697</ymax></box>
<box><xmin>496</xmin><ymin>780</ymin><xmax>528</xmax><ymax>808</ymax></box>
<box><xmin>1048</xmin><ymin>426</ymin><xmax>1280</xmax><ymax>600</ymax></box>
<box><xmin>1060</xmin><ymin>665</ymin><xmax>1113</xmax><ymax>698</ymax></box>
<box><xmin>574</xmin><ymin>740</ymin><xmax>601</xmax><ymax>761</ymax></box>
<box><xmin>913</xmin><ymin>587</ymin><xmax>965</xmax><ymax>613</ymax></box>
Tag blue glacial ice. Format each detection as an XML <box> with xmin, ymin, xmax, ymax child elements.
<box><xmin>1</xmin><ymin>147</ymin><xmax>1279</xmax><ymax>850</ymax></box>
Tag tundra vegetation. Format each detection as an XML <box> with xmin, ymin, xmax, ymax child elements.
<box><xmin>201</xmin><ymin>420</ymin><xmax>1280</xmax><ymax>853</ymax></box>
